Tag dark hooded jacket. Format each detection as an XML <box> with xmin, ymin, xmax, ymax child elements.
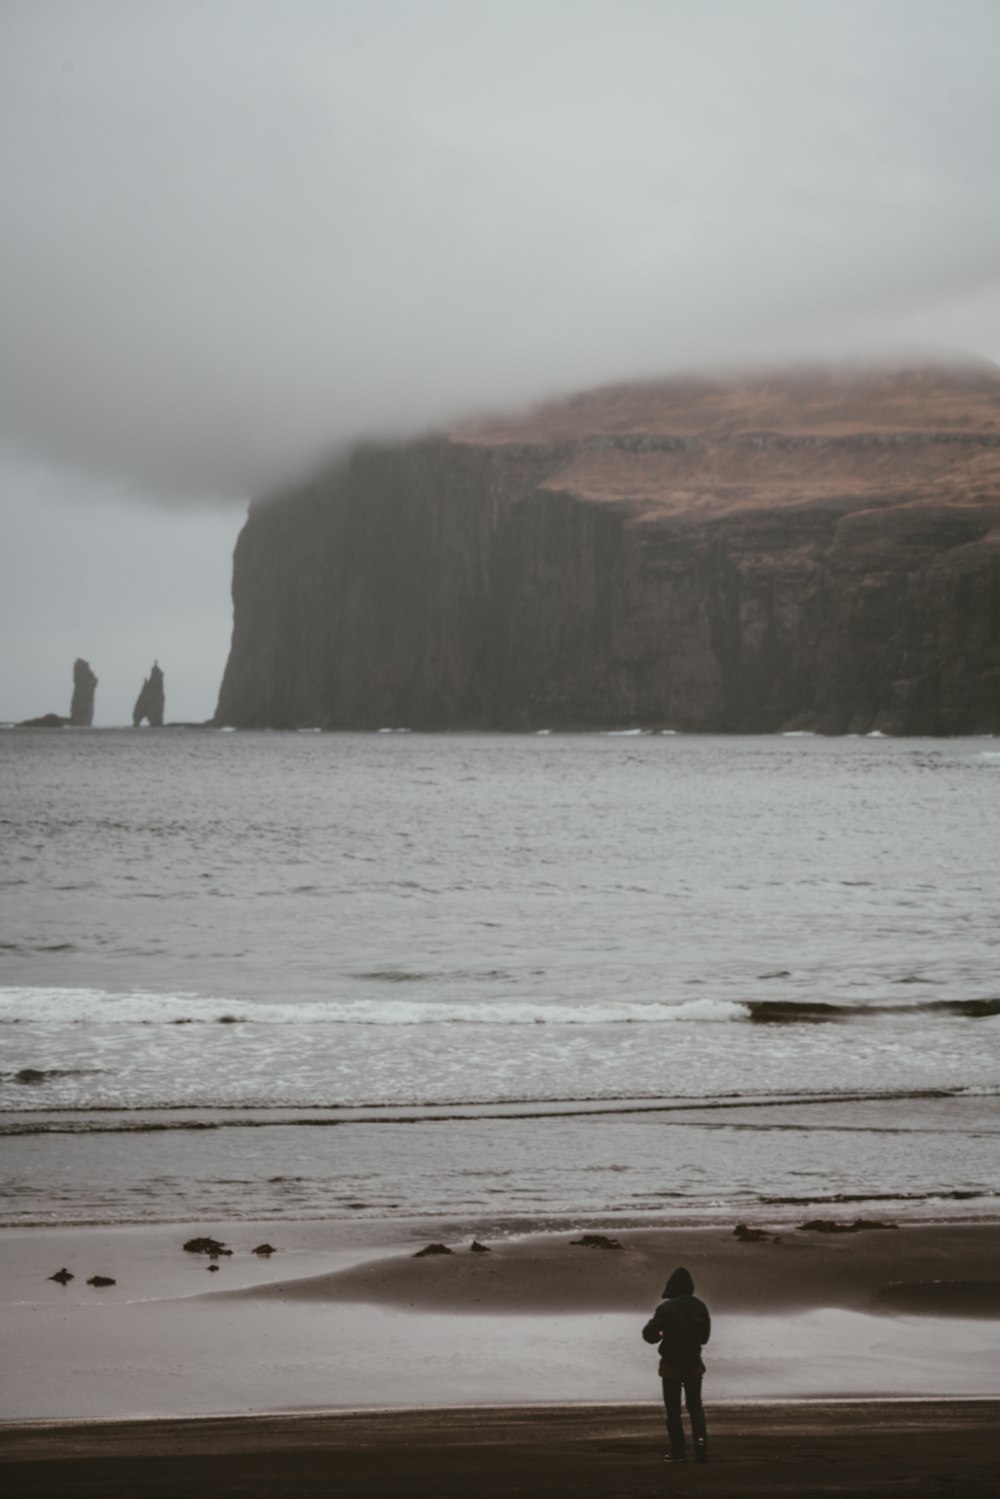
<box><xmin>641</xmin><ymin>1266</ymin><xmax>711</xmax><ymax>1372</ymax></box>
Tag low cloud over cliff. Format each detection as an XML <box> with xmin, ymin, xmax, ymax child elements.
<box><xmin>2</xmin><ymin>0</ymin><xmax>1000</xmax><ymax>499</ymax></box>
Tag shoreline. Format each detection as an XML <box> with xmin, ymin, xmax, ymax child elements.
<box><xmin>3</xmin><ymin>1400</ymin><xmax>999</xmax><ymax>1497</ymax></box>
<box><xmin>6</xmin><ymin>1199</ymin><xmax>1000</xmax><ymax>1231</ymax></box>
<box><xmin>6</xmin><ymin>1390</ymin><xmax>1000</xmax><ymax>1430</ymax></box>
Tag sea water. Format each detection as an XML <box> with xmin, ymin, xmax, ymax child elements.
<box><xmin>1</xmin><ymin>729</ymin><xmax>998</xmax><ymax>1226</ymax></box>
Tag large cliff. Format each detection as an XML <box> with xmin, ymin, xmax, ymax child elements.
<box><xmin>216</xmin><ymin>365</ymin><xmax>1000</xmax><ymax>734</ymax></box>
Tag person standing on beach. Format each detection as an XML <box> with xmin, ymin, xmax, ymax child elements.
<box><xmin>642</xmin><ymin>1265</ymin><xmax>711</xmax><ymax>1464</ymax></box>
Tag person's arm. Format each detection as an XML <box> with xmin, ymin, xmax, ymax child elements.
<box><xmin>641</xmin><ymin>1315</ymin><xmax>662</xmax><ymax>1344</ymax></box>
<box><xmin>641</xmin><ymin>1304</ymin><xmax>666</xmax><ymax>1344</ymax></box>
<box><xmin>700</xmin><ymin>1303</ymin><xmax>711</xmax><ymax>1346</ymax></box>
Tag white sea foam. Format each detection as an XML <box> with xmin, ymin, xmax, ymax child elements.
<box><xmin>0</xmin><ymin>986</ymin><xmax>745</xmax><ymax>1027</ymax></box>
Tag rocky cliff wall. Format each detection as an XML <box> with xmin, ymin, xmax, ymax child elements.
<box><xmin>215</xmin><ymin>369</ymin><xmax>1000</xmax><ymax>734</ymax></box>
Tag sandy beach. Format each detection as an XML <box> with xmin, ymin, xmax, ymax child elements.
<box><xmin>3</xmin><ymin>1401</ymin><xmax>1000</xmax><ymax>1497</ymax></box>
<box><xmin>1</xmin><ymin>1397</ymin><xmax>1000</xmax><ymax>1493</ymax></box>
<box><xmin>3</xmin><ymin>1218</ymin><xmax>998</xmax><ymax>1436</ymax></box>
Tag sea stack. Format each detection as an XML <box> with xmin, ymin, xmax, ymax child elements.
<box><xmin>216</xmin><ymin>363</ymin><xmax>1000</xmax><ymax>735</ymax></box>
<box><xmin>69</xmin><ymin>659</ymin><xmax>97</xmax><ymax>726</ymax></box>
<box><xmin>133</xmin><ymin>662</ymin><xmax>165</xmax><ymax>727</ymax></box>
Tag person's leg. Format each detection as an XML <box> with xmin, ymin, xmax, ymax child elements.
<box><xmin>682</xmin><ymin>1370</ymin><xmax>708</xmax><ymax>1459</ymax></box>
<box><xmin>660</xmin><ymin>1374</ymin><xmax>686</xmax><ymax>1459</ymax></box>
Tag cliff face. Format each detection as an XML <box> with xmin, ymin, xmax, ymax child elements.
<box><xmin>216</xmin><ymin>366</ymin><xmax>1000</xmax><ymax>734</ymax></box>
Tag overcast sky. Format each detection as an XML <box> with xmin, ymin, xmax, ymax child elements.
<box><xmin>3</xmin><ymin>0</ymin><xmax>1000</xmax><ymax>723</ymax></box>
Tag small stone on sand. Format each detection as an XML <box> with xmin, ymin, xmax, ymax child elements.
<box><xmin>734</xmin><ymin>1223</ymin><xmax>771</xmax><ymax>1242</ymax></box>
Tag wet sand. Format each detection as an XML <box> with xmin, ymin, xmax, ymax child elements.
<box><xmin>3</xmin><ymin>1400</ymin><xmax>999</xmax><ymax>1497</ymax></box>
<box><xmin>2</xmin><ymin>1221</ymin><xmax>998</xmax><ymax>1424</ymax></box>
<box><xmin>232</xmin><ymin>1221</ymin><xmax>1000</xmax><ymax>1315</ymax></box>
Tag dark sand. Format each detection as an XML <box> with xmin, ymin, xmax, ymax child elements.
<box><xmin>225</xmin><ymin>1222</ymin><xmax>1000</xmax><ymax>1317</ymax></box>
<box><xmin>3</xmin><ymin>1400</ymin><xmax>999</xmax><ymax>1497</ymax></box>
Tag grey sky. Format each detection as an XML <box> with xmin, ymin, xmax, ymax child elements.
<box><xmin>2</xmin><ymin>0</ymin><xmax>1000</xmax><ymax>722</ymax></box>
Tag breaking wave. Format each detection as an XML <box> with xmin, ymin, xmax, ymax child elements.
<box><xmin>2</xmin><ymin>987</ymin><xmax>997</xmax><ymax>1028</ymax></box>
<box><xmin>0</xmin><ymin>987</ymin><xmax>744</xmax><ymax>1026</ymax></box>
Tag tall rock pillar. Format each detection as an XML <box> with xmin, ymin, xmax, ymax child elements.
<box><xmin>69</xmin><ymin>659</ymin><xmax>97</xmax><ymax>726</ymax></box>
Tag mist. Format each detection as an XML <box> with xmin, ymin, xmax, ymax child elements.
<box><xmin>3</xmin><ymin>0</ymin><xmax>1000</xmax><ymax>498</ymax></box>
<box><xmin>3</xmin><ymin>0</ymin><xmax>1000</xmax><ymax>722</ymax></box>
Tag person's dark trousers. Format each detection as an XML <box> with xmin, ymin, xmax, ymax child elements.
<box><xmin>661</xmin><ymin>1370</ymin><xmax>707</xmax><ymax>1459</ymax></box>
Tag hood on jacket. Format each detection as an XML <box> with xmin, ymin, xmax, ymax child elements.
<box><xmin>662</xmin><ymin>1265</ymin><xmax>695</xmax><ymax>1297</ymax></box>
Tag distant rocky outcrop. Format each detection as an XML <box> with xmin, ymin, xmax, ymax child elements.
<box><xmin>215</xmin><ymin>364</ymin><xmax>1000</xmax><ymax>735</ymax></box>
<box><xmin>133</xmin><ymin>662</ymin><xmax>165</xmax><ymax>727</ymax></box>
<box><xmin>19</xmin><ymin>712</ymin><xmax>68</xmax><ymax>728</ymax></box>
<box><xmin>18</xmin><ymin>657</ymin><xmax>98</xmax><ymax>728</ymax></box>
<box><xmin>69</xmin><ymin>658</ymin><xmax>97</xmax><ymax>726</ymax></box>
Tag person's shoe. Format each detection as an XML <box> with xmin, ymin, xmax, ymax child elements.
<box><xmin>694</xmin><ymin>1440</ymin><xmax>708</xmax><ymax>1464</ymax></box>
<box><xmin>663</xmin><ymin>1452</ymin><xmax>687</xmax><ymax>1463</ymax></box>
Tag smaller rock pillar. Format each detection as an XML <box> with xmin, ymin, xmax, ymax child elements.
<box><xmin>132</xmin><ymin>662</ymin><xmax>165</xmax><ymax>727</ymax></box>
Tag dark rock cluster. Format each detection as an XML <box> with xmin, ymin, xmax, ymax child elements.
<box><xmin>182</xmin><ymin>1236</ymin><xmax>231</xmax><ymax>1257</ymax></box>
<box><xmin>733</xmin><ymin>1223</ymin><xmax>783</xmax><ymax>1243</ymax></box>
<box><xmin>48</xmin><ymin>1267</ymin><xmax>116</xmax><ymax>1286</ymax></box>
<box><xmin>798</xmin><ymin>1218</ymin><xmax>898</xmax><ymax>1233</ymax></box>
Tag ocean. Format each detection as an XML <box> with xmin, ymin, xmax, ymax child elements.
<box><xmin>2</xmin><ymin>728</ymin><xmax>998</xmax><ymax>1228</ymax></box>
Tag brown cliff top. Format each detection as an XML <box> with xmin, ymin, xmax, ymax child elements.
<box><xmin>456</xmin><ymin>361</ymin><xmax>1000</xmax><ymax>443</ymax></box>
<box><xmin>450</xmin><ymin>361</ymin><xmax>1000</xmax><ymax>520</ymax></box>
